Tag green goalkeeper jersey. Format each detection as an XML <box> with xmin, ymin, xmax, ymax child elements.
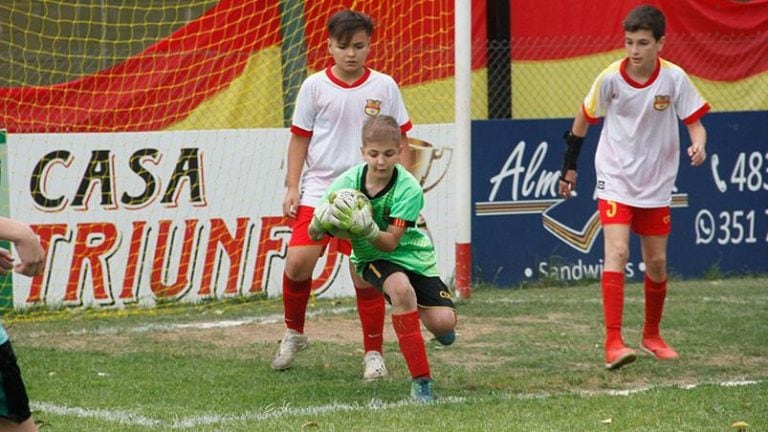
<box><xmin>323</xmin><ymin>163</ymin><xmax>439</xmax><ymax>277</ymax></box>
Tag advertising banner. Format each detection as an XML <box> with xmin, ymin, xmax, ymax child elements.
<box><xmin>6</xmin><ymin>125</ymin><xmax>455</xmax><ymax>309</ymax></box>
<box><xmin>472</xmin><ymin>112</ymin><xmax>768</xmax><ymax>286</ymax></box>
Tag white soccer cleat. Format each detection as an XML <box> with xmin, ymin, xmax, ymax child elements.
<box><xmin>271</xmin><ymin>329</ymin><xmax>309</xmax><ymax>370</ymax></box>
<box><xmin>362</xmin><ymin>351</ymin><xmax>388</xmax><ymax>381</ymax></box>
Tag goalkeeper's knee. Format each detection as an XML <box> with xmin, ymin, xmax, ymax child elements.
<box><xmin>435</xmin><ymin>330</ymin><xmax>455</xmax><ymax>346</ymax></box>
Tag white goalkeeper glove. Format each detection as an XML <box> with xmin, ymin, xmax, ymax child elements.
<box><xmin>346</xmin><ymin>206</ymin><xmax>380</xmax><ymax>242</ymax></box>
<box><xmin>308</xmin><ymin>201</ymin><xmax>333</xmax><ymax>241</ymax></box>
<box><xmin>327</xmin><ymin>196</ymin><xmax>379</xmax><ymax>242</ymax></box>
<box><xmin>331</xmin><ymin>190</ymin><xmax>359</xmax><ymax>217</ymax></box>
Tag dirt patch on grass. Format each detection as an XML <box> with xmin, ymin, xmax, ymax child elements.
<box><xmin>18</xmin><ymin>331</ymin><xmax>140</xmax><ymax>356</ymax></box>
<box><xmin>147</xmin><ymin>313</ymin><xmax>508</xmax><ymax>349</ymax></box>
<box><xmin>15</xmin><ymin>311</ymin><xmax>517</xmax><ymax>358</ymax></box>
<box><xmin>509</xmin><ymin>312</ymin><xmax>594</xmax><ymax>337</ymax></box>
<box><xmin>702</xmin><ymin>353</ymin><xmax>768</xmax><ymax>369</ymax></box>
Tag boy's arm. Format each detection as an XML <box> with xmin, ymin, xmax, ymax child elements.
<box><xmin>283</xmin><ymin>134</ymin><xmax>310</xmax><ymax>218</ymax></box>
<box><xmin>367</xmin><ymin>225</ymin><xmax>406</xmax><ymax>253</ymax></box>
<box><xmin>0</xmin><ymin>217</ymin><xmax>45</xmax><ymax>277</ymax></box>
<box><xmin>571</xmin><ymin>108</ymin><xmax>589</xmax><ymax>137</ymax></box>
<box><xmin>559</xmin><ymin>108</ymin><xmax>590</xmax><ymax>199</ymax></box>
<box><xmin>0</xmin><ymin>217</ymin><xmax>33</xmax><ymax>243</ymax></box>
<box><xmin>686</xmin><ymin>120</ymin><xmax>707</xmax><ymax>167</ymax></box>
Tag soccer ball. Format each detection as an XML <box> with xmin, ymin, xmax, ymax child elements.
<box><xmin>318</xmin><ymin>188</ymin><xmax>372</xmax><ymax>239</ymax></box>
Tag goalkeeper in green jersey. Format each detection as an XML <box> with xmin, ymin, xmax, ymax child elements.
<box><xmin>309</xmin><ymin>115</ymin><xmax>457</xmax><ymax>403</ymax></box>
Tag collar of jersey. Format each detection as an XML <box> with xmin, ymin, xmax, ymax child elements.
<box><xmin>620</xmin><ymin>57</ymin><xmax>661</xmax><ymax>89</ymax></box>
<box><xmin>325</xmin><ymin>66</ymin><xmax>371</xmax><ymax>88</ymax></box>
<box><xmin>360</xmin><ymin>164</ymin><xmax>399</xmax><ymax>199</ymax></box>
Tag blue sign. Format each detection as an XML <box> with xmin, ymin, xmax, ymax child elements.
<box><xmin>471</xmin><ymin>112</ymin><xmax>768</xmax><ymax>286</ymax></box>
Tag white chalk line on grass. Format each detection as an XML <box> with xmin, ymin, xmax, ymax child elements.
<box><xmin>32</xmin><ymin>402</ymin><xmax>161</xmax><ymax>427</ymax></box>
<box><xmin>31</xmin><ymin>379</ymin><xmax>763</xmax><ymax>429</ymax></box>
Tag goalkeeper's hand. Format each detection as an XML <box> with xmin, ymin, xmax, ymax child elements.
<box><xmin>328</xmin><ymin>200</ymin><xmax>380</xmax><ymax>242</ymax></box>
<box><xmin>332</xmin><ymin>192</ymin><xmax>358</xmax><ymax>218</ymax></box>
<box><xmin>346</xmin><ymin>206</ymin><xmax>380</xmax><ymax>242</ymax></box>
<box><xmin>308</xmin><ymin>201</ymin><xmax>334</xmax><ymax>241</ymax></box>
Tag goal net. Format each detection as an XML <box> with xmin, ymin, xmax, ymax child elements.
<box><xmin>0</xmin><ymin>0</ymin><xmax>461</xmax><ymax>310</ymax></box>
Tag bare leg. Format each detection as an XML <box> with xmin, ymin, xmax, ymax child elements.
<box><xmin>0</xmin><ymin>418</ymin><xmax>37</xmax><ymax>432</ymax></box>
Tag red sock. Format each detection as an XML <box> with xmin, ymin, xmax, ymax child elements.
<box><xmin>355</xmin><ymin>286</ymin><xmax>385</xmax><ymax>353</ymax></box>
<box><xmin>391</xmin><ymin>310</ymin><xmax>430</xmax><ymax>379</ymax></box>
<box><xmin>282</xmin><ymin>273</ymin><xmax>311</xmax><ymax>333</ymax></box>
<box><xmin>602</xmin><ymin>271</ymin><xmax>625</xmax><ymax>347</ymax></box>
<box><xmin>643</xmin><ymin>275</ymin><xmax>668</xmax><ymax>338</ymax></box>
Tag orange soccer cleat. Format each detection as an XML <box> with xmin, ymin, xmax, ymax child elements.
<box><xmin>605</xmin><ymin>343</ymin><xmax>637</xmax><ymax>370</ymax></box>
<box><xmin>641</xmin><ymin>336</ymin><xmax>679</xmax><ymax>360</ymax></box>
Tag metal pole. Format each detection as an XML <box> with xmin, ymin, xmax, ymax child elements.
<box><xmin>454</xmin><ymin>0</ymin><xmax>472</xmax><ymax>299</ymax></box>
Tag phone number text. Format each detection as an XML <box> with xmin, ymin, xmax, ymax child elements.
<box><xmin>695</xmin><ymin>209</ymin><xmax>768</xmax><ymax>245</ymax></box>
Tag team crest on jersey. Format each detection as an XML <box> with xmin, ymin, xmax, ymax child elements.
<box><xmin>653</xmin><ymin>95</ymin><xmax>671</xmax><ymax>111</ymax></box>
<box><xmin>364</xmin><ymin>99</ymin><xmax>382</xmax><ymax>116</ymax></box>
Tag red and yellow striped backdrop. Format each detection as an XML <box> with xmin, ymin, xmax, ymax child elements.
<box><xmin>0</xmin><ymin>0</ymin><xmax>764</xmax><ymax>132</ymax></box>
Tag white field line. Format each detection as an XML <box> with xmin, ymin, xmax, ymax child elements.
<box><xmin>32</xmin><ymin>402</ymin><xmax>161</xmax><ymax>427</ymax></box>
<box><xmin>31</xmin><ymin>379</ymin><xmax>763</xmax><ymax>429</ymax></box>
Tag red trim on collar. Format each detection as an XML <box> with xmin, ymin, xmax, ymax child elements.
<box><xmin>620</xmin><ymin>57</ymin><xmax>661</xmax><ymax>89</ymax></box>
<box><xmin>325</xmin><ymin>66</ymin><xmax>371</xmax><ymax>88</ymax></box>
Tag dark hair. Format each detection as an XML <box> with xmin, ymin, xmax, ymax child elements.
<box><xmin>362</xmin><ymin>115</ymin><xmax>401</xmax><ymax>146</ymax></box>
<box><xmin>623</xmin><ymin>5</ymin><xmax>665</xmax><ymax>40</ymax></box>
<box><xmin>327</xmin><ymin>10</ymin><xmax>374</xmax><ymax>44</ymax></box>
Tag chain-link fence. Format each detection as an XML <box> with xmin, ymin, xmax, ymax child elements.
<box><xmin>0</xmin><ymin>3</ymin><xmax>765</xmax><ymax>128</ymax></box>
<box><xmin>482</xmin><ymin>33</ymin><xmax>768</xmax><ymax>120</ymax></box>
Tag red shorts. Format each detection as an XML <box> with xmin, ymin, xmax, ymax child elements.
<box><xmin>288</xmin><ymin>205</ymin><xmax>351</xmax><ymax>255</ymax></box>
<box><xmin>598</xmin><ymin>199</ymin><xmax>671</xmax><ymax>236</ymax></box>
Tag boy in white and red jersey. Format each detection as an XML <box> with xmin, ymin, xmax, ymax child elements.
<box><xmin>273</xmin><ymin>10</ymin><xmax>413</xmax><ymax>380</ymax></box>
<box><xmin>558</xmin><ymin>5</ymin><xmax>709</xmax><ymax>370</ymax></box>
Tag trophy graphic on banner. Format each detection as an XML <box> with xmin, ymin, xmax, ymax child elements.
<box><xmin>407</xmin><ymin>138</ymin><xmax>453</xmax><ymax>240</ymax></box>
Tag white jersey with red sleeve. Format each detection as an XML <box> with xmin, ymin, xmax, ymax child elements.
<box><xmin>582</xmin><ymin>57</ymin><xmax>710</xmax><ymax>207</ymax></box>
<box><xmin>290</xmin><ymin>66</ymin><xmax>412</xmax><ymax>207</ymax></box>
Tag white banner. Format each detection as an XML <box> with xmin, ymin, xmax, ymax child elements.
<box><xmin>6</xmin><ymin>126</ymin><xmax>455</xmax><ymax>309</ymax></box>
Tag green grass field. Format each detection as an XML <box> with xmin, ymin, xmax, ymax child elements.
<box><xmin>5</xmin><ymin>276</ymin><xmax>767</xmax><ymax>431</ymax></box>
